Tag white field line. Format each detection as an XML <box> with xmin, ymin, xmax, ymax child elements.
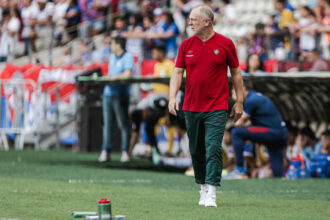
<box><xmin>219</xmin><ymin>190</ymin><xmax>312</xmax><ymax>194</ymax></box>
<box><xmin>0</xmin><ymin>218</ymin><xmax>19</xmax><ymax>220</ymax></box>
<box><xmin>68</xmin><ymin>179</ymin><xmax>152</xmax><ymax>184</ymax></box>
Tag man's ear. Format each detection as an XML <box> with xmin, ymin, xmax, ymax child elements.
<box><xmin>207</xmin><ymin>19</ymin><xmax>213</xmax><ymax>27</ymax></box>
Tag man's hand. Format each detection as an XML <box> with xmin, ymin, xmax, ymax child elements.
<box><xmin>168</xmin><ymin>97</ymin><xmax>179</xmax><ymax>116</ymax></box>
<box><xmin>230</xmin><ymin>102</ymin><xmax>243</xmax><ymax>122</ymax></box>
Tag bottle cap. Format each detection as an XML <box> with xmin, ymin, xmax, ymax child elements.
<box><xmin>98</xmin><ymin>198</ymin><xmax>111</xmax><ymax>204</ymax></box>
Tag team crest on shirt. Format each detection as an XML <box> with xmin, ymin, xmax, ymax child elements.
<box><xmin>214</xmin><ymin>49</ymin><xmax>219</xmax><ymax>55</ymax></box>
<box><xmin>186</xmin><ymin>50</ymin><xmax>194</xmax><ymax>57</ymax></box>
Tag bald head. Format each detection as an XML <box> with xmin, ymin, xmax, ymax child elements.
<box><xmin>192</xmin><ymin>5</ymin><xmax>214</xmax><ymax>24</ymax></box>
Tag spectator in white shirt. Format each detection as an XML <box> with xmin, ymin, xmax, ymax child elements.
<box><xmin>298</xmin><ymin>6</ymin><xmax>319</xmax><ymax>52</ymax></box>
<box><xmin>221</xmin><ymin>0</ymin><xmax>236</xmax><ymax>24</ymax></box>
<box><xmin>36</xmin><ymin>0</ymin><xmax>54</xmax><ymax>50</ymax></box>
<box><xmin>0</xmin><ymin>8</ymin><xmax>21</xmax><ymax>62</ymax></box>
<box><xmin>53</xmin><ymin>0</ymin><xmax>69</xmax><ymax>43</ymax></box>
<box><xmin>21</xmin><ymin>0</ymin><xmax>39</xmax><ymax>54</ymax></box>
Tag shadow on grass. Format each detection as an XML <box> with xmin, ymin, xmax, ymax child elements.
<box><xmin>1</xmin><ymin>150</ymin><xmax>188</xmax><ymax>174</ymax></box>
<box><xmin>88</xmin><ymin>160</ymin><xmax>186</xmax><ymax>173</ymax></box>
<box><xmin>35</xmin><ymin>157</ymin><xmax>187</xmax><ymax>174</ymax></box>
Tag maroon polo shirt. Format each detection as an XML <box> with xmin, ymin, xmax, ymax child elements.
<box><xmin>175</xmin><ymin>32</ymin><xmax>239</xmax><ymax>112</ymax></box>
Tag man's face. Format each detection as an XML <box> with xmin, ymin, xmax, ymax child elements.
<box><xmin>115</xmin><ymin>19</ymin><xmax>125</xmax><ymax>30</ymax></box>
<box><xmin>274</xmin><ymin>2</ymin><xmax>284</xmax><ymax>11</ymax></box>
<box><xmin>248</xmin><ymin>54</ymin><xmax>261</xmax><ymax>70</ymax></box>
<box><xmin>154</xmin><ymin>14</ymin><xmax>163</xmax><ymax>23</ymax></box>
<box><xmin>299</xmin><ymin>7</ymin><xmax>309</xmax><ymax>18</ymax></box>
<box><xmin>37</xmin><ymin>2</ymin><xmax>46</xmax><ymax>9</ymax></box>
<box><xmin>306</xmin><ymin>52</ymin><xmax>316</xmax><ymax>63</ymax></box>
<box><xmin>143</xmin><ymin>17</ymin><xmax>152</xmax><ymax>29</ymax></box>
<box><xmin>151</xmin><ymin>49</ymin><xmax>164</xmax><ymax>61</ymax></box>
<box><xmin>188</xmin><ymin>9</ymin><xmax>205</xmax><ymax>35</ymax></box>
<box><xmin>321</xmin><ymin>135</ymin><xmax>330</xmax><ymax>148</ymax></box>
<box><xmin>151</xmin><ymin>49</ymin><xmax>160</xmax><ymax>61</ymax></box>
<box><xmin>110</xmin><ymin>40</ymin><xmax>119</xmax><ymax>53</ymax></box>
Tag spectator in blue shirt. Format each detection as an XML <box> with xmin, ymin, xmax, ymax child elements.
<box><xmin>296</xmin><ymin>127</ymin><xmax>317</xmax><ymax>168</ymax></box>
<box><xmin>146</xmin><ymin>12</ymin><xmax>179</xmax><ymax>59</ymax></box>
<box><xmin>285</xmin><ymin>0</ymin><xmax>295</xmax><ymax>11</ymax></box>
<box><xmin>161</xmin><ymin>13</ymin><xmax>179</xmax><ymax>59</ymax></box>
<box><xmin>225</xmin><ymin>81</ymin><xmax>289</xmax><ymax>179</ymax></box>
<box><xmin>314</xmin><ymin>130</ymin><xmax>330</xmax><ymax>155</ymax></box>
<box><xmin>65</xmin><ymin>0</ymin><xmax>81</xmax><ymax>41</ymax></box>
<box><xmin>99</xmin><ymin>37</ymin><xmax>134</xmax><ymax>163</ymax></box>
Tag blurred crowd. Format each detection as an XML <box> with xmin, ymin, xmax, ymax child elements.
<box><xmin>0</xmin><ymin>0</ymin><xmax>329</xmax><ymax>71</ymax></box>
<box><xmin>0</xmin><ymin>0</ymin><xmax>113</xmax><ymax>61</ymax></box>
<box><xmin>237</xmin><ymin>0</ymin><xmax>330</xmax><ymax>72</ymax></box>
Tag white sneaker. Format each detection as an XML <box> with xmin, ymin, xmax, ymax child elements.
<box><xmin>198</xmin><ymin>184</ymin><xmax>208</xmax><ymax>206</ymax></box>
<box><xmin>98</xmin><ymin>150</ymin><xmax>110</xmax><ymax>162</ymax></box>
<box><xmin>120</xmin><ymin>151</ymin><xmax>130</xmax><ymax>163</ymax></box>
<box><xmin>205</xmin><ymin>185</ymin><xmax>217</xmax><ymax>207</ymax></box>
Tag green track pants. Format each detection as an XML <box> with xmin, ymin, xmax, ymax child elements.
<box><xmin>184</xmin><ymin>110</ymin><xmax>227</xmax><ymax>186</ymax></box>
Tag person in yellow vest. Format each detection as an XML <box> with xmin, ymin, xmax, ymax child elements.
<box><xmin>152</xmin><ymin>43</ymin><xmax>175</xmax><ymax>94</ymax></box>
<box><xmin>274</xmin><ymin>0</ymin><xmax>295</xmax><ymax>29</ymax></box>
<box><xmin>274</xmin><ymin>0</ymin><xmax>296</xmax><ymax>50</ymax></box>
<box><xmin>151</xmin><ymin>43</ymin><xmax>176</xmax><ymax>155</ymax></box>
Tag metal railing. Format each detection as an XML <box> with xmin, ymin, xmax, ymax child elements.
<box><xmin>0</xmin><ymin>76</ymin><xmax>78</xmax><ymax>150</ymax></box>
<box><xmin>0</xmin><ymin>79</ymin><xmax>38</xmax><ymax>150</ymax></box>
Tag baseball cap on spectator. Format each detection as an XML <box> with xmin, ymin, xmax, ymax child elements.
<box><xmin>153</xmin><ymin>8</ymin><xmax>164</xmax><ymax>16</ymax></box>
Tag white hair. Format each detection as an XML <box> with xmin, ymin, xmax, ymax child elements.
<box><xmin>194</xmin><ymin>5</ymin><xmax>214</xmax><ymax>23</ymax></box>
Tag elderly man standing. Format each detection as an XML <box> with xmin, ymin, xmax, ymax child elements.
<box><xmin>168</xmin><ymin>6</ymin><xmax>244</xmax><ymax>207</ymax></box>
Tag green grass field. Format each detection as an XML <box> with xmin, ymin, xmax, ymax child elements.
<box><xmin>0</xmin><ymin>150</ymin><xmax>329</xmax><ymax>220</ymax></box>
